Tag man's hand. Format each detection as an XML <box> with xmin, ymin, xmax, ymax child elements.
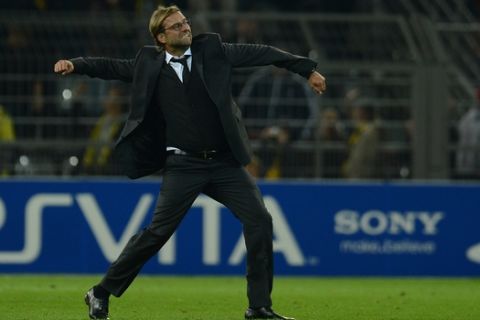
<box><xmin>308</xmin><ymin>71</ymin><xmax>326</xmax><ymax>95</ymax></box>
<box><xmin>54</xmin><ymin>60</ymin><xmax>74</xmax><ymax>75</ymax></box>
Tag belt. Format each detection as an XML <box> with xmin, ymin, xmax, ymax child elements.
<box><xmin>167</xmin><ymin>149</ymin><xmax>220</xmax><ymax>160</ymax></box>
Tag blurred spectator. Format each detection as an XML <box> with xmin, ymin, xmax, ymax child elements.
<box><xmin>238</xmin><ymin>66</ymin><xmax>318</xmax><ymax>141</ymax></box>
<box><xmin>57</xmin><ymin>80</ymin><xmax>94</xmax><ymax>140</ymax></box>
<box><xmin>245</xmin><ymin>154</ymin><xmax>262</xmax><ymax>178</ymax></box>
<box><xmin>188</xmin><ymin>0</ymin><xmax>236</xmax><ymax>37</ymax></box>
<box><xmin>87</xmin><ymin>0</ymin><xmax>136</xmax><ymax>55</ymax></box>
<box><xmin>317</xmin><ymin>107</ymin><xmax>345</xmax><ymax>142</ymax></box>
<box><xmin>456</xmin><ymin>89</ymin><xmax>480</xmax><ymax>179</ymax></box>
<box><xmin>0</xmin><ymin>105</ymin><xmax>15</xmax><ymax>141</ymax></box>
<box><xmin>0</xmin><ymin>104</ymin><xmax>16</xmax><ymax>175</ymax></box>
<box><xmin>234</xmin><ymin>18</ymin><xmax>262</xmax><ymax>43</ymax></box>
<box><xmin>257</xmin><ymin>125</ymin><xmax>294</xmax><ymax>179</ymax></box>
<box><xmin>313</xmin><ymin>107</ymin><xmax>346</xmax><ymax>178</ymax></box>
<box><xmin>81</xmin><ymin>86</ymin><xmax>126</xmax><ymax>175</ymax></box>
<box><xmin>13</xmin><ymin>79</ymin><xmax>59</xmax><ymax>139</ymax></box>
<box><xmin>342</xmin><ymin>99</ymin><xmax>380</xmax><ymax>179</ymax></box>
<box><xmin>0</xmin><ymin>23</ymin><xmax>32</xmax><ymax>116</ymax></box>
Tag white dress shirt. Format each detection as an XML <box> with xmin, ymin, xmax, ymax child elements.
<box><xmin>164</xmin><ymin>48</ymin><xmax>192</xmax><ymax>83</ymax></box>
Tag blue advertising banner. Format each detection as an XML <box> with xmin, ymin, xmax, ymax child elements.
<box><xmin>0</xmin><ymin>179</ymin><xmax>479</xmax><ymax>275</ymax></box>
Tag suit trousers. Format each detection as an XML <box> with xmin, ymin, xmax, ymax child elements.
<box><xmin>100</xmin><ymin>153</ymin><xmax>274</xmax><ymax>308</ymax></box>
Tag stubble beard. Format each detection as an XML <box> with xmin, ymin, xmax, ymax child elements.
<box><xmin>172</xmin><ymin>32</ymin><xmax>192</xmax><ymax>51</ymax></box>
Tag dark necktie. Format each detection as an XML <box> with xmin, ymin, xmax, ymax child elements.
<box><xmin>171</xmin><ymin>56</ymin><xmax>191</xmax><ymax>86</ymax></box>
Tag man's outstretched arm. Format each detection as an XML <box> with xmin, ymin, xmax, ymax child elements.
<box><xmin>53</xmin><ymin>56</ymin><xmax>135</xmax><ymax>82</ymax></box>
<box><xmin>222</xmin><ymin>42</ymin><xmax>326</xmax><ymax>95</ymax></box>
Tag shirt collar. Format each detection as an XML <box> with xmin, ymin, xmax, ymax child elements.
<box><xmin>165</xmin><ymin>48</ymin><xmax>192</xmax><ymax>64</ymax></box>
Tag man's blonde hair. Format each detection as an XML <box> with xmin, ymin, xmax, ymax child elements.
<box><xmin>149</xmin><ymin>5</ymin><xmax>181</xmax><ymax>46</ymax></box>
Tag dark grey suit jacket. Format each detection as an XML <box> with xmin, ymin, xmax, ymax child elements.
<box><xmin>71</xmin><ymin>33</ymin><xmax>317</xmax><ymax>179</ymax></box>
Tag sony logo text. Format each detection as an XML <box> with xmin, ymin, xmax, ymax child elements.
<box><xmin>334</xmin><ymin>209</ymin><xmax>445</xmax><ymax>236</ymax></box>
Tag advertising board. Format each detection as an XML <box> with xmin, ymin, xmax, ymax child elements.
<box><xmin>0</xmin><ymin>180</ymin><xmax>479</xmax><ymax>275</ymax></box>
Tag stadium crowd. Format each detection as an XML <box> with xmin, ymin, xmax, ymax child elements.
<box><xmin>1</xmin><ymin>0</ymin><xmax>479</xmax><ymax>179</ymax></box>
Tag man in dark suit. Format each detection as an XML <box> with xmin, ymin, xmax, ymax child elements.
<box><xmin>54</xmin><ymin>5</ymin><xmax>325</xmax><ymax>320</ymax></box>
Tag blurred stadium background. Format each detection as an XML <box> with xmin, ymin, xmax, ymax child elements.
<box><xmin>2</xmin><ymin>0</ymin><xmax>480</xmax><ymax>180</ymax></box>
<box><xmin>1</xmin><ymin>1</ymin><xmax>480</xmax><ymax>319</ymax></box>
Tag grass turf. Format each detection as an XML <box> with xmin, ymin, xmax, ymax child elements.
<box><xmin>0</xmin><ymin>275</ymin><xmax>479</xmax><ymax>320</ymax></box>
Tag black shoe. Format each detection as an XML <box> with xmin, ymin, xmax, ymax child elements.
<box><xmin>84</xmin><ymin>288</ymin><xmax>110</xmax><ymax>320</ymax></box>
<box><xmin>245</xmin><ymin>307</ymin><xmax>295</xmax><ymax>320</ymax></box>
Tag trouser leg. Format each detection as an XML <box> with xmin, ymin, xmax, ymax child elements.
<box><xmin>100</xmin><ymin>228</ymin><xmax>169</xmax><ymax>297</ymax></box>
<box><xmin>101</xmin><ymin>155</ymin><xmax>208</xmax><ymax>297</ymax></box>
<box><xmin>204</xmin><ymin>160</ymin><xmax>273</xmax><ymax>308</ymax></box>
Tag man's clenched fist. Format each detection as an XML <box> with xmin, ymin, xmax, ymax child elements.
<box><xmin>54</xmin><ymin>60</ymin><xmax>74</xmax><ymax>75</ymax></box>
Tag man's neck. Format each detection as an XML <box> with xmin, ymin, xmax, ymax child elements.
<box><xmin>166</xmin><ymin>47</ymin><xmax>188</xmax><ymax>58</ymax></box>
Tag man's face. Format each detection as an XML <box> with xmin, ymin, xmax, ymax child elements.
<box><xmin>157</xmin><ymin>12</ymin><xmax>192</xmax><ymax>51</ymax></box>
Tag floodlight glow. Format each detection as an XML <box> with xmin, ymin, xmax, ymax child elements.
<box><xmin>62</xmin><ymin>89</ymin><xmax>72</xmax><ymax>100</ymax></box>
<box><xmin>19</xmin><ymin>155</ymin><xmax>30</xmax><ymax>166</ymax></box>
<box><xmin>69</xmin><ymin>156</ymin><xmax>79</xmax><ymax>167</ymax></box>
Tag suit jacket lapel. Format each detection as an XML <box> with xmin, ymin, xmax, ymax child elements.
<box><xmin>146</xmin><ymin>51</ymin><xmax>165</xmax><ymax>106</ymax></box>
<box><xmin>123</xmin><ymin>50</ymin><xmax>164</xmax><ymax>137</ymax></box>
<box><xmin>192</xmin><ymin>44</ymin><xmax>206</xmax><ymax>86</ymax></box>
<box><xmin>191</xmin><ymin>39</ymin><xmax>223</xmax><ymax>110</ymax></box>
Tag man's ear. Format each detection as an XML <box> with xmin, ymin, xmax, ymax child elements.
<box><xmin>156</xmin><ymin>33</ymin><xmax>166</xmax><ymax>45</ymax></box>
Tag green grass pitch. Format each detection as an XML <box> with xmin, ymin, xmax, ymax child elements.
<box><xmin>0</xmin><ymin>275</ymin><xmax>479</xmax><ymax>319</ymax></box>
